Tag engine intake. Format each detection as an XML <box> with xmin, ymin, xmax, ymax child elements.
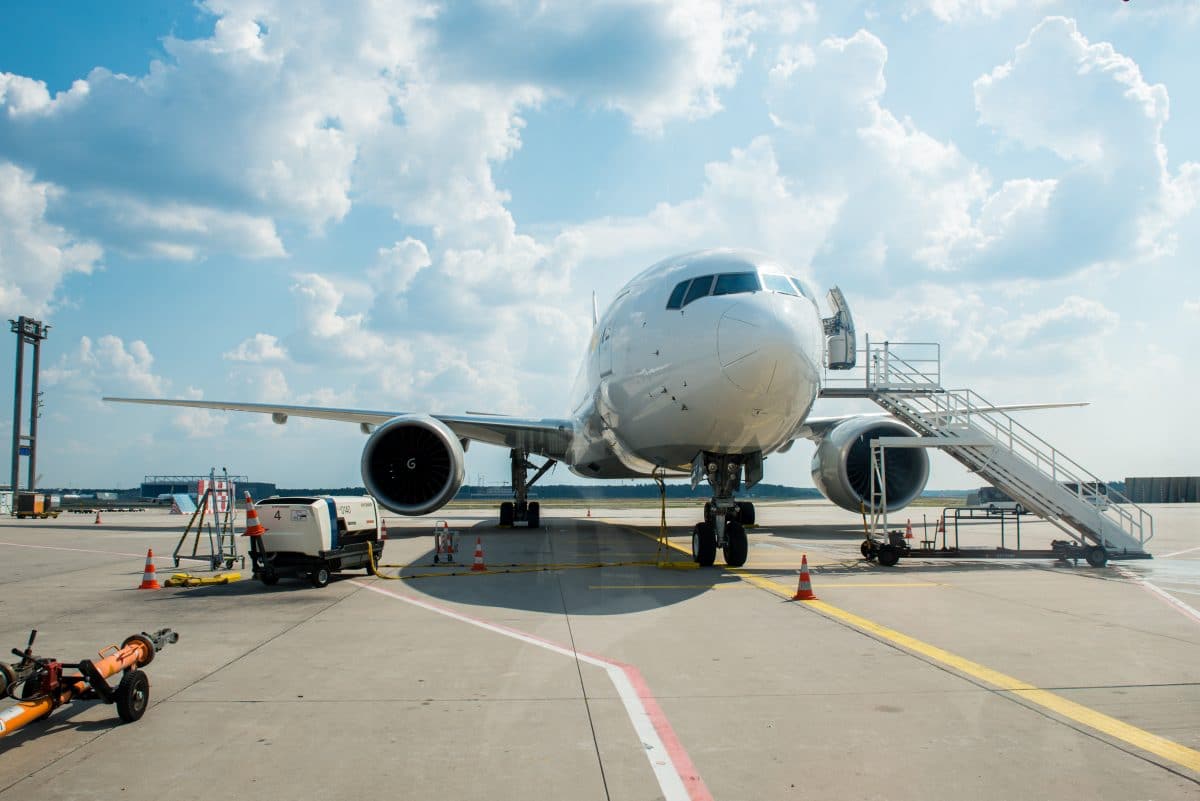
<box><xmin>810</xmin><ymin>418</ymin><xmax>929</xmax><ymax>513</ymax></box>
<box><xmin>361</xmin><ymin>415</ymin><xmax>465</xmax><ymax>515</ymax></box>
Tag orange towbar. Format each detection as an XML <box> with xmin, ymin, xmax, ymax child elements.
<box><xmin>0</xmin><ymin>628</ymin><xmax>180</xmax><ymax>739</ymax></box>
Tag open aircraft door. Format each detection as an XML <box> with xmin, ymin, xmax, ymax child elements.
<box><xmin>823</xmin><ymin>286</ymin><xmax>856</xmax><ymax>370</ymax></box>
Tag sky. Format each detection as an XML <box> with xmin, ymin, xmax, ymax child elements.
<box><xmin>1</xmin><ymin>0</ymin><xmax>1198</xmax><ymax>491</ymax></box>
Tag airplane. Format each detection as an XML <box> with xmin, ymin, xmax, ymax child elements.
<box><xmin>107</xmin><ymin>249</ymin><xmax>1077</xmax><ymax>568</ymax></box>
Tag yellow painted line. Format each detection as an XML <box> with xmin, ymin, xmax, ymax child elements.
<box><xmin>737</xmin><ymin>572</ymin><xmax>1200</xmax><ymax>775</ymax></box>
<box><xmin>819</xmin><ymin>582</ymin><xmax>939</xmax><ymax>588</ymax></box>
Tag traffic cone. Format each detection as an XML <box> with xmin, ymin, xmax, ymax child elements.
<box><xmin>138</xmin><ymin>549</ymin><xmax>160</xmax><ymax>590</ymax></box>
<box><xmin>904</xmin><ymin>519</ymin><xmax>914</xmax><ymax>540</ymax></box>
<box><xmin>94</xmin><ymin>510</ymin><xmax>102</xmax><ymax>525</ymax></box>
<box><xmin>791</xmin><ymin>554</ymin><xmax>817</xmax><ymax>601</ymax></box>
<box><xmin>936</xmin><ymin>514</ymin><xmax>946</xmax><ymax>535</ymax></box>
<box><xmin>470</xmin><ymin>537</ymin><xmax>487</xmax><ymax>572</ymax></box>
<box><xmin>380</xmin><ymin>520</ymin><xmax>388</xmax><ymax>540</ymax></box>
<box><xmin>242</xmin><ymin>492</ymin><xmax>266</xmax><ymax>537</ymax></box>
<box><xmin>586</xmin><ymin>508</ymin><xmax>591</xmax><ymax>518</ymax></box>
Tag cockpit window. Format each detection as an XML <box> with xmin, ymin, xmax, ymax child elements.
<box><xmin>669</xmin><ymin>272</ymin><xmax>766</xmax><ymax>309</ymax></box>
<box><xmin>761</xmin><ymin>273</ymin><xmax>797</xmax><ymax>296</ymax></box>
<box><xmin>788</xmin><ymin>277</ymin><xmax>814</xmax><ymax>300</ymax></box>
<box><xmin>713</xmin><ymin>272</ymin><xmax>761</xmax><ymax>296</ymax></box>
<box><xmin>666</xmin><ymin>280</ymin><xmax>689</xmax><ymax>310</ymax></box>
<box><xmin>682</xmin><ymin>275</ymin><xmax>715</xmax><ymax>307</ymax></box>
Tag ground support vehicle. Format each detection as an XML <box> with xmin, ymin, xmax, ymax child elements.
<box><xmin>249</xmin><ymin>496</ymin><xmax>384</xmax><ymax>588</ymax></box>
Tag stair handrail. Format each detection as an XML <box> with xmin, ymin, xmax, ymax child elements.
<box><xmin>862</xmin><ymin>342</ymin><xmax>1151</xmax><ymax>548</ymax></box>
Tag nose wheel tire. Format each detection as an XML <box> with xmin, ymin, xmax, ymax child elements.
<box><xmin>877</xmin><ymin>545</ymin><xmax>900</xmax><ymax>567</ymax></box>
<box><xmin>692</xmin><ymin>522</ymin><xmax>717</xmax><ymax>567</ymax></box>
<box><xmin>722</xmin><ymin>521</ymin><xmax>748</xmax><ymax>567</ymax></box>
<box><xmin>737</xmin><ymin>502</ymin><xmax>756</xmax><ymax>527</ymax></box>
<box><xmin>499</xmin><ymin>502</ymin><xmax>515</xmax><ymax>527</ymax></box>
<box><xmin>527</xmin><ymin>501</ymin><xmax>540</xmax><ymax>529</ymax></box>
<box><xmin>860</xmin><ymin>540</ymin><xmax>875</xmax><ymax>561</ymax></box>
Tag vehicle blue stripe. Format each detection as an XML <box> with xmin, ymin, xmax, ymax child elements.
<box><xmin>325</xmin><ymin>498</ymin><xmax>339</xmax><ymax>549</ymax></box>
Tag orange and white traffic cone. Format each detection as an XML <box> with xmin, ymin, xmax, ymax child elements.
<box><xmin>94</xmin><ymin>510</ymin><xmax>102</xmax><ymax>525</ymax></box>
<box><xmin>380</xmin><ymin>520</ymin><xmax>388</xmax><ymax>540</ymax></box>
<box><xmin>936</xmin><ymin>514</ymin><xmax>946</xmax><ymax>536</ymax></box>
<box><xmin>138</xmin><ymin>549</ymin><xmax>160</xmax><ymax>590</ymax></box>
<box><xmin>470</xmin><ymin>537</ymin><xmax>487</xmax><ymax>572</ymax></box>
<box><xmin>242</xmin><ymin>492</ymin><xmax>266</xmax><ymax>537</ymax></box>
<box><xmin>791</xmin><ymin>554</ymin><xmax>817</xmax><ymax>601</ymax></box>
<box><xmin>904</xmin><ymin>519</ymin><xmax>914</xmax><ymax>540</ymax></box>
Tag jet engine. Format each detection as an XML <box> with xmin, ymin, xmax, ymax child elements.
<box><xmin>810</xmin><ymin>418</ymin><xmax>929</xmax><ymax>513</ymax></box>
<box><xmin>361</xmin><ymin>415</ymin><xmax>465</xmax><ymax>515</ymax></box>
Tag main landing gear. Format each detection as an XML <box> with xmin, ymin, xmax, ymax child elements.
<box><xmin>690</xmin><ymin>452</ymin><xmax>759</xmax><ymax>568</ymax></box>
<box><xmin>499</xmin><ymin>447</ymin><xmax>556</xmax><ymax>529</ymax></box>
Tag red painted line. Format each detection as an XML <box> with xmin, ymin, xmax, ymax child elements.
<box><xmin>352</xmin><ymin>580</ymin><xmax>711</xmax><ymax>800</ymax></box>
<box><xmin>614</xmin><ymin>659</ymin><xmax>714</xmax><ymax>801</ymax></box>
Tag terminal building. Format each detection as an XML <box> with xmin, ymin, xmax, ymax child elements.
<box><xmin>140</xmin><ymin>475</ymin><xmax>277</xmax><ymax>502</ymax></box>
<box><xmin>1124</xmin><ymin>476</ymin><xmax>1200</xmax><ymax>503</ymax></box>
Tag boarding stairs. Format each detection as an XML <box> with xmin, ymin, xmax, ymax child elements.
<box><xmin>822</xmin><ymin>339</ymin><xmax>1153</xmax><ymax>557</ymax></box>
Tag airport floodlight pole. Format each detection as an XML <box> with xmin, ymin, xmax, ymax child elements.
<box><xmin>9</xmin><ymin>317</ymin><xmax>50</xmax><ymax>507</ymax></box>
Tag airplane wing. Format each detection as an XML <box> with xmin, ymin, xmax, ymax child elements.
<box><xmin>102</xmin><ymin>398</ymin><xmax>575</xmax><ymax>460</ymax></box>
<box><xmin>793</xmin><ymin>401</ymin><xmax>1090</xmax><ymax>441</ymax></box>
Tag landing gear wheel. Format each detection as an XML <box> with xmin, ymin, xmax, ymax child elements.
<box><xmin>1085</xmin><ymin>546</ymin><xmax>1108</xmax><ymax>568</ymax></box>
<box><xmin>116</xmin><ymin>669</ymin><xmax>150</xmax><ymax>723</ymax></box>
<box><xmin>860</xmin><ymin>540</ymin><xmax>875</xmax><ymax>561</ymax></box>
<box><xmin>309</xmin><ymin>566</ymin><xmax>331</xmax><ymax>588</ymax></box>
<box><xmin>527</xmin><ymin>501</ymin><xmax>540</xmax><ymax>529</ymax></box>
<box><xmin>692</xmin><ymin>522</ymin><xmax>717</xmax><ymax>567</ymax></box>
<box><xmin>499</xmin><ymin>502</ymin><xmax>514</xmax><ymax>528</ymax></box>
<box><xmin>722</xmin><ymin>521</ymin><xmax>748</xmax><ymax>567</ymax></box>
<box><xmin>259</xmin><ymin>570</ymin><xmax>279</xmax><ymax>586</ymax></box>
<box><xmin>877</xmin><ymin>545</ymin><xmax>900</xmax><ymax>567</ymax></box>
<box><xmin>737</xmin><ymin>502</ymin><xmax>756</xmax><ymax>527</ymax></box>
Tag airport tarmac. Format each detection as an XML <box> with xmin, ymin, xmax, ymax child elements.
<box><xmin>1</xmin><ymin>501</ymin><xmax>1197</xmax><ymax>800</ymax></box>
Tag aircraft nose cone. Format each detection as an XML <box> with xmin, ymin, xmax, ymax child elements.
<box><xmin>717</xmin><ymin>300</ymin><xmax>796</xmax><ymax>395</ymax></box>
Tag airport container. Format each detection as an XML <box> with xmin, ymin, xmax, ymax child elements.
<box><xmin>249</xmin><ymin>496</ymin><xmax>383</xmax><ymax>588</ymax></box>
<box><xmin>16</xmin><ymin>492</ymin><xmax>60</xmax><ymax>519</ymax></box>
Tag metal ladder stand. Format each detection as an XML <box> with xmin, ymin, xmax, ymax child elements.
<box><xmin>826</xmin><ymin>337</ymin><xmax>1153</xmax><ymax>567</ymax></box>
<box><xmin>172</xmin><ymin>468</ymin><xmax>245</xmax><ymax>571</ymax></box>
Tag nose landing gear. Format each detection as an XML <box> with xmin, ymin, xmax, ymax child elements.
<box><xmin>690</xmin><ymin>452</ymin><xmax>759</xmax><ymax>567</ymax></box>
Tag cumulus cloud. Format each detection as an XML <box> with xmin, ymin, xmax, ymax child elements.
<box><xmin>42</xmin><ymin>334</ymin><xmax>166</xmax><ymax>398</ymax></box>
<box><xmin>906</xmin><ymin>0</ymin><xmax>1058</xmax><ymax>23</ymax></box>
<box><xmin>972</xmin><ymin>17</ymin><xmax>1200</xmax><ymax>269</ymax></box>
<box><xmin>420</xmin><ymin>0</ymin><xmax>758</xmax><ymax>133</ymax></box>
<box><xmin>224</xmin><ymin>333</ymin><xmax>288</xmax><ymax>362</ymax></box>
<box><xmin>0</xmin><ymin>162</ymin><xmax>102</xmax><ymax>316</ymax></box>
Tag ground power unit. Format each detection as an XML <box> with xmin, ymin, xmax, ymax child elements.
<box><xmin>250</xmin><ymin>496</ymin><xmax>383</xmax><ymax>588</ymax></box>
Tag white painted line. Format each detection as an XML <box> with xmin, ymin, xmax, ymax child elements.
<box><xmin>1115</xmin><ymin>567</ymin><xmax>1200</xmax><ymax>626</ymax></box>
<box><xmin>350</xmin><ymin>580</ymin><xmax>711</xmax><ymax>801</ymax></box>
<box><xmin>0</xmin><ymin>540</ymin><xmax>153</xmax><ymax>559</ymax></box>
<box><xmin>1156</xmin><ymin>545</ymin><xmax>1200</xmax><ymax>559</ymax></box>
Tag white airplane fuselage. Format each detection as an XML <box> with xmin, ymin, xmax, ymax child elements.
<box><xmin>564</xmin><ymin>250</ymin><xmax>825</xmax><ymax>479</ymax></box>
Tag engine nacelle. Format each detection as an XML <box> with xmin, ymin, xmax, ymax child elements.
<box><xmin>810</xmin><ymin>418</ymin><xmax>929</xmax><ymax>513</ymax></box>
<box><xmin>361</xmin><ymin>415</ymin><xmax>466</xmax><ymax>515</ymax></box>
